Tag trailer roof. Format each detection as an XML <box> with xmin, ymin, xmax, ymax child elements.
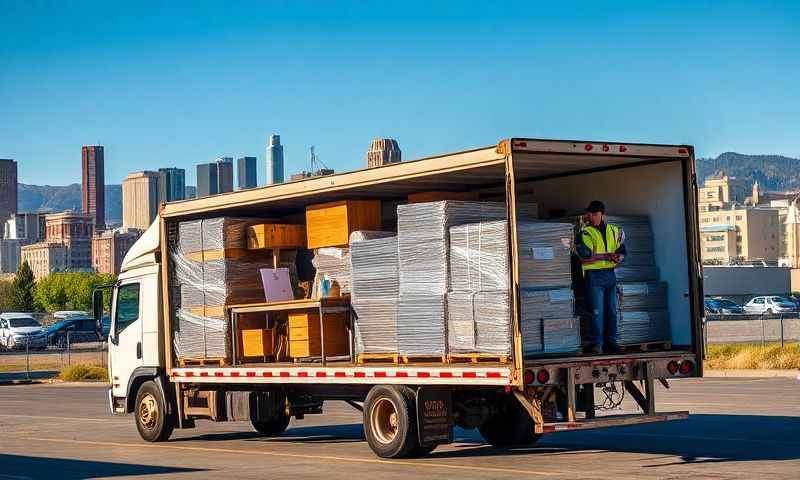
<box><xmin>160</xmin><ymin>138</ymin><xmax>692</xmax><ymax>219</ymax></box>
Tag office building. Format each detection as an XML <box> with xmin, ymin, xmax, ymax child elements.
<box><xmin>0</xmin><ymin>159</ymin><xmax>17</xmax><ymax>226</ymax></box>
<box><xmin>44</xmin><ymin>211</ymin><xmax>93</xmax><ymax>271</ymax></box>
<box><xmin>158</xmin><ymin>167</ymin><xmax>186</xmax><ymax>203</ymax></box>
<box><xmin>185</xmin><ymin>186</ymin><xmax>197</xmax><ymax>199</ymax></box>
<box><xmin>366</xmin><ymin>138</ymin><xmax>402</xmax><ymax>168</ymax></box>
<box><xmin>237</xmin><ymin>156</ymin><xmax>257</xmax><ymax>189</ymax></box>
<box><xmin>20</xmin><ymin>242</ymin><xmax>67</xmax><ymax>280</ymax></box>
<box><xmin>122</xmin><ymin>171</ymin><xmax>160</xmax><ymax>231</ymax></box>
<box><xmin>0</xmin><ymin>239</ymin><xmax>21</xmax><ymax>273</ymax></box>
<box><xmin>217</xmin><ymin>157</ymin><xmax>234</xmax><ymax>193</ymax></box>
<box><xmin>697</xmin><ymin>174</ymin><xmax>749</xmax><ymax>213</ymax></box>
<box><xmin>92</xmin><ymin>228</ymin><xmax>140</xmax><ymax>274</ymax></box>
<box><xmin>81</xmin><ymin>146</ymin><xmax>105</xmax><ymax>231</ymax></box>
<box><xmin>267</xmin><ymin>135</ymin><xmax>284</xmax><ymax>184</ymax></box>
<box><xmin>699</xmin><ymin>207</ymin><xmax>781</xmax><ymax>263</ymax></box>
<box><xmin>4</xmin><ymin>212</ymin><xmax>46</xmax><ymax>244</ymax></box>
<box><xmin>196</xmin><ymin>163</ymin><xmax>217</xmax><ymax>197</ymax></box>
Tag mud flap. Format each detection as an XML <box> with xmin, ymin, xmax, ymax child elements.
<box><xmin>416</xmin><ymin>387</ymin><xmax>453</xmax><ymax>448</ymax></box>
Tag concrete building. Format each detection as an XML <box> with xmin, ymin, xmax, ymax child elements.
<box><xmin>0</xmin><ymin>239</ymin><xmax>21</xmax><ymax>273</ymax></box>
<box><xmin>20</xmin><ymin>242</ymin><xmax>67</xmax><ymax>280</ymax></box>
<box><xmin>699</xmin><ymin>207</ymin><xmax>781</xmax><ymax>263</ymax></box>
<box><xmin>697</xmin><ymin>175</ymin><xmax>749</xmax><ymax>213</ymax></box>
<box><xmin>366</xmin><ymin>138</ymin><xmax>401</xmax><ymax>168</ymax></box>
<box><xmin>81</xmin><ymin>146</ymin><xmax>105</xmax><ymax>231</ymax></box>
<box><xmin>267</xmin><ymin>135</ymin><xmax>284</xmax><ymax>184</ymax></box>
<box><xmin>0</xmin><ymin>159</ymin><xmax>17</xmax><ymax>226</ymax></box>
<box><xmin>237</xmin><ymin>156</ymin><xmax>257</xmax><ymax>190</ymax></box>
<box><xmin>289</xmin><ymin>168</ymin><xmax>335</xmax><ymax>181</ymax></box>
<box><xmin>216</xmin><ymin>157</ymin><xmax>234</xmax><ymax>193</ymax></box>
<box><xmin>699</xmin><ymin>225</ymin><xmax>738</xmax><ymax>264</ymax></box>
<box><xmin>703</xmin><ymin>265</ymin><xmax>791</xmax><ymax>303</ymax></box>
<box><xmin>44</xmin><ymin>211</ymin><xmax>93</xmax><ymax>271</ymax></box>
<box><xmin>158</xmin><ymin>168</ymin><xmax>185</xmax><ymax>204</ymax></box>
<box><xmin>196</xmin><ymin>163</ymin><xmax>217</xmax><ymax>197</ymax></box>
<box><xmin>4</xmin><ymin>212</ymin><xmax>46</xmax><ymax>244</ymax></box>
<box><xmin>92</xmin><ymin>228</ymin><xmax>140</xmax><ymax>274</ymax></box>
<box><xmin>185</xmin><ymin>186</ymin><xmax>196</xmax><ymax>199</ymax></box>
<box><xmin>122</xmin><ymin>171</ymin><xmax>160</xmax><ymax>231</ymax></box>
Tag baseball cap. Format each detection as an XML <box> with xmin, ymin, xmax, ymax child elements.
<box><xmin>585</xmin><ymin>200</ymin><xmax>605</xmax><ymax>213</ymax></box>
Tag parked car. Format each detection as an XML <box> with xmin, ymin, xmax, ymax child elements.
<box><xmin>704</xmin><ymin>299</ymin><xmax>721</xmax><ymax>314</ymax></box>
<box><xmin>45</xmin><ymin>315</ymin><xmax>103</xmax><ymax>347</ymax></box>
<box><xmin>708</xmin><ymin>298</ymin><xmax>745</xmax><ymax>314</ymax></box>
<box><xmin>0</xmin><ymin>313</ymin><xmax>48</xmax><ymax>350</ymax></box>
<box><xmin>743</xmin><ymin>296</ymin><xmax>797</xmax><ymax>315</ymax></box>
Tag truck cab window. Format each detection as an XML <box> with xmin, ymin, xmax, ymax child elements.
<box><xmin>115</xmin><ymin>283</ymin><xmax>141</xmax><ymax>335</ymax></box>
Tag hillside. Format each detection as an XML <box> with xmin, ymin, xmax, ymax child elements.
<box><xmin>697</xmin><ymin>152</ymin><xmax>800</xmax><ymax>191</ymax></box>
<box><xmin>17</xmin><ymin>183</ymin><xmax>122</xmax><ymax>224</ymax></box>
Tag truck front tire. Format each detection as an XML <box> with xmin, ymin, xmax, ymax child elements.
<box><xmin>251</xmin><ymin>415</ymin><xmax>290</xmax><ymax>436</ymax></box>
<box><xmin>134</xmin><ymin>380</ymin><xmax>175</xmax><ymax>442</ymax></box>
<box><xmin>363</xmin><ymin>385</ymin><xmax>421</xmax><ymax>458</ymax></box>
<box><xmin>479</xmin><ymin>395</ymin><xmax>541</xmax><ymax>447</ymax></box>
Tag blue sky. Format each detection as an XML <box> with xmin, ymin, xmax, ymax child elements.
<box><xmin>1</xmin><ymin>1</ymin><xmax>798</xmax><ymax>186</ymax></box>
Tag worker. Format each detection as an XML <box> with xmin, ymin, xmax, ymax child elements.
<box><xmin>575</xmin><ymin>200</ymin><xmax>627</xmax><ymax>354</ymax></box>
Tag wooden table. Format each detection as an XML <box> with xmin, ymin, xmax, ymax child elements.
<box><xmin>227</xmin><ymin>296</ymin><xmax>352</xmax><ymax>366</ymax></box>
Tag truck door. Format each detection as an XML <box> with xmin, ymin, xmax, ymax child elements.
<box><xmin>109</xmin><ymin>281</ymin><xmax>143</xmax><ymax>399</ymax></box>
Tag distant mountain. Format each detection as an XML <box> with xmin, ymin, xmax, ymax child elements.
<box><xmin>697</xmin><ymin>152</ymin><xmax>800</xmax><ymax>192</ymax></box>
<box><xmin>17</xmin><ymin>183</ymin><xmax>122</xmax><ymax>224</ymax></box>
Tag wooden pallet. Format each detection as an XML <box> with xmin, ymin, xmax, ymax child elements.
<box><xmin>447</xmin><ymin>354</ymin><xmax>510</xmax><ymax>364</ymax></box>
<box><xmin>616</xmin><ymin>341</ymin><xmax>672</xmax><ymax>353</ymax></box>
<box><xmin>357</xmin><ymin>353</ymin><xmax>401</xmax><ymax>364</ymax></box>
<box><xmin>400</xmin><ymin>355</ymin><xmax>447</xmax><ymax>364</ymax></box>
<box><xmin>178</xmin><ymin>357</ymin><xmax>227</xmax><ymax>367</ymax></box>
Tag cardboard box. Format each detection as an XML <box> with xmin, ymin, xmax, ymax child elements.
<box><xmin>305</xmin><ymin>200</ymin><xmax>382</xmax><ymax>249</ymax></box>
<box><xmin>288</xmin><ymin>311</ymin><xmax>350</xmax><ymax>358</ymax></box>
<box><xmin>247</xmin><ymin>224</ymin><xmax>306</xmax><ymax>250</ymax></box>
<box><xmin>407</xmin><ymin>191</ymin><xmax>479</xmax><ymax>203</ymax></box>
<box><xmin>241</xmin><ymin>328</ymin><xmax>274</xmax><ymax>357</ymax></box>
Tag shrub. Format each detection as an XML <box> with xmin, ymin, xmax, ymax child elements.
<box><xmin>59</xmin><ymin>364</ymin><xmax>109</xmax><ymax>382</ymax></box>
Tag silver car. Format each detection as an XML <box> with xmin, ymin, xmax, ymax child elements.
<box><xmin>743</xmin><ymin>296</ymin><xmax>797</xmax><ymax>315</ymax></box>
<box><xmin>0</xmin><ymin>313</ymin><xmax>48</xmax><ymax>350</ymax></box>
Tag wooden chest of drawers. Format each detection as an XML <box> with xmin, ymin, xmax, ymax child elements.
<box><xmin>288</xmin><ymin>311</ymin><xmax>349</xmax><ymax>358</ymax></box>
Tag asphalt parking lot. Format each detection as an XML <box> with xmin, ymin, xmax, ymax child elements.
<box><xmin>0</xmin><ymin>377</ymin><xmax>798</xmax><ymax>479</ymax></box>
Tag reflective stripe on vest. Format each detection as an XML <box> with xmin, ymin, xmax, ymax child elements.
<box><xmin>580</xmin><ymin>224</ymin><xmax>621</xmax><ymax>273</ymax></box>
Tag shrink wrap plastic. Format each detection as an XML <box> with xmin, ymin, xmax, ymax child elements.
<box><xmin>618</xmin><ymin>282</ymin><xmax>668</xmax><ymax>312</ymax></box>
<box><xmin>350</xmin><ymin>234</ymin><xmax>399</xmax><ymax>353</ymax></box>
<box><xmin>522</xmin><ymin>317</ymin><xmax>582</xmax><ymax>355</ymax></box>
<box><xmin>312</xmin><ymin>248</ymin><xmax>351</xmax><ymax>294</ymax></box>
<box><xmin>170</xmin><ymin>217</ymin><xmax>277</xmax><ymax>360</ymax></box>
<box><xmin>617</xmin><ymin>311</ymin><xmax>671</xmax><ymax>345</ymax></box>
<box><xmin>397</xmin><ymin>294</ymin><xmax>447</xmax><ymax>356</ymax></box>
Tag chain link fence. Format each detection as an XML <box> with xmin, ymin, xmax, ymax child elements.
<box><xmin>705</xmin><ymin>313</ymin><xmax>800</xmax><ymax>347</ymax></box>
<box><xmin>0</xmin><ymin>328</ymin><xmax>107</xmax><ymax>381</ymax></box>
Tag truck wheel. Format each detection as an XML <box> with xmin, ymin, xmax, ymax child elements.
<box><xmin>134</xmin><ymin>380</ymin><xmax>175</xmax><ymax>442</ymax></box>
<box><xmin>363</xmin><ymin>385</ymin><xmax>420</xmax><ymax>458</ymax></box>
<box><xmin>251</xmin><ymin>415</ymin><xmax>290</xmax><ymax>436</ymax></box>
<box><xmin>479</xmin><ymin>396</ymin><xmax>541</xmax><ymax>447</ymax></box>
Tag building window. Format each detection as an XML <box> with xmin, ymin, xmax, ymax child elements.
<box><xmin>736</xmin><ymin>215</ymin><xmax>742</xmax><ymax>221</ymax></box>
<box><xmin>706</xmin><ymin>246</ymin><xmax>725</xmax><ymax>253</ymax></box>
<box><xmin>707</xmin><ymin>235</ymin><xmax>725</xmax><ymax>242</ymax></box>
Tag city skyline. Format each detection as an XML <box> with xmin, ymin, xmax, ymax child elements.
<box><xmin>2</xmin><ymin>2</ymin><xmax>799</xmax><ymax>187</ymax></box>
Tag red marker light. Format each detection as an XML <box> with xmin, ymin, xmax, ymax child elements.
<box><xmin>584</xmin><ymin>144</ymin><xmax>594</xmax><ymax>151</ymax></box>
<box><xmin>536</xmin><ymin>369</ymin><xmax>550</xmax><ymax>384</ymax></box>
<box><xmin>679</xmin><ymin>360</ymin><xmax>695</xmax><ymax>375</ymax></box>
<box><xmin>619</xmin><ymin>145</ymin><xmax>627</xmax><ymax>152</ymax></box>
<box><xmin>678</xmin><ymin>148</ymin><xmax>688</xmax><ymax>154</ymax></box>
<box><xmin>667</xmin><ymin>361</ymin><xmax>679</xmax><ymax>375</ymax></box>
<box><xmin>523</xmin><ymin>370</ymin><xmax>535</xmax><ymax>384</ymax></box>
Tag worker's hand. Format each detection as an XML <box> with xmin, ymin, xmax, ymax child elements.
<box><xmin>609</xmin><ymin>253</ymin><xmax>621</xmax><ymax>264</ymax></box>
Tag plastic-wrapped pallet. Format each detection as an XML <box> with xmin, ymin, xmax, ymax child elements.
<box><xmin>522</xmin><ymin>317</ymin><xmax>582</xmax><ymax>356</ymax></box>
<box><xmin>350</xmin><ymin>233</ymin><xmax>399</xmax><ymax>353</ymax></box>
<box><xmin>449</xmin><ymin>220</ymin><xmax>509</xmax><ymax>292</ymax></box>
<box><xmin>520</xmin><ymin>288</ymin><xmax>575</xmax><ymax>319</ymax></box>
<box><xmin>616</xmin><ymin>311</ymin><xmax>670</xmax><ymax>345</ymax></box>
<box><xmin>517</xmin><ymin>222</ymin><xmax>574</xmax><ymax>289</ymax></box>
<box><xmin>312</xmin><ymin>248</ymin><xmax>351</xmax><ymax>294</ymax></box>
<box><xmin>397</xmin><ymin>201</ymin><xmax>507</xmax><ymax>295</ymax></box>
<box><xmin>397</xmin><ymin>294</ymin><xmax>447</xmax><ymax>356</ymax></box>
<box><xmin>445</xmin><ymin>291</ymin><xmax>512</xmax><ymax>356</ymax></box>
<box><xmin>618</xmin><ymin>282</ymin><xmax>668</xmax><ymax>311</ymax></box>
<box><xmin>445</xmin><ymin>292</ymin><xmax>476</xmax><ymax>352</ymax></box>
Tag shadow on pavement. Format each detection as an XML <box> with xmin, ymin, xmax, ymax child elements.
<box><xmin>0</xmin><ymin>454</ymin><xmax>204</xmax><ymax>479</ymax></box>
<box><xmin>171</xmin><ymin>423</ymin><xmax>365</xmax><ymax>444</ymax></box>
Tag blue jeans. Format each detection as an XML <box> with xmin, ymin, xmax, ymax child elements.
<box><xmin>586</xmin><ymin>269</ymin><xmax>619</xmax><ymax>348</ymax></box>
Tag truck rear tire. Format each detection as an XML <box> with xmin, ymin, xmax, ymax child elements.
<box><xmin>251</xmin><ymin>415</ymin><xmax>290</xmax><ymax>436</ymax></box>
<box><xmin>479</xmin><ymin>395</ymin><xmax>541</xmax><ymax>447</ymax></box>
<box><xmin>363</xmin><ymin>385</ymin><xmax>420</xmax><ymax>458</ymax></box>
<box><xmin>134</xmin><ymin>380</ymin><xmax>175</xmax><ymax>442</ymax></box>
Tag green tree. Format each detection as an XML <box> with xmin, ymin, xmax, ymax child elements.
<box><xmin>33</xmin><ymin>271</ymin><xmax>116</xmax><ymax>312</ymax></box>
<box><xmin>7</xmin><ymin>261</ymin><xmax>36</xmax><ymax>312</ymax></box>
<box><xmin>0</xmin><ymin>279</ymin><xmax>14</xmax><ymax>311</ymax></box>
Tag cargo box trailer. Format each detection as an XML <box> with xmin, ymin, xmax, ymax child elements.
<box><xmin>95</xmin><ymin>137</ymin><xmax>703</xmax><ymax>458</ymax></box>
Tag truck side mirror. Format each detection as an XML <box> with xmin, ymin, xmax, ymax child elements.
<box><xmin>92</xmin><ymin>288</ymin><xmax>104</xmax><ymax>337</ymax></box>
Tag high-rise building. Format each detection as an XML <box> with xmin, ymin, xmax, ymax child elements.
<box><xmin>92</xmin><ymin>228</ymin><xmax>141</xmax><ymax>274</ymax></box>
<box><xmin>158</xmin><ymin>168</ymin><xmax>186</xmax><ymax>204</ymax></box>
<box><xmin>366</xmin><ymin>138</ymin><xmax>402</xmax><ymax>168</ymax></box>
<box><xmin>0</xmin><ymin>239</ymin><xmax>21</xmax><ymax>273</ymax></box>
<box><xmin>185</xmin><ymin>186</ymin><xmax>197</xmax><ymax>199</ymax></box>
<box><xmin>196</xmin><ymin>163</ymin><xmax>217</xmax><ymax>197</ymax></box>
<box><xmin>44</xmin><ymin>211</ymin><xmax>93</xmax><ymax>271</ymax></box>
<box><xmin>0</xmin><ymin>159</ymin><xmax>17</xmax><ymax>226</ymax></box>
<box><xmin>267</xmin><ymin>135</ymin><xmax>284</xmax><ymax>184</ymax></box>
<box><xmin>81</xmin><ymin>146</ymin><xmax>105</xmax><ymax>231</ymax></box>
<box><xmin>216</xmin><ymin>157</ymin><xmax>234</xmax><ymax>193</ymax></box>
<box><xmin>237</xmin><ymin>156</ymin><xmax>257</xmax><ymax>190</ymax></box>
<box><xmin>20</xmin><ymin>242</ymin><xmax>67</xmax><ymax>279</ymax></box>
<box><xmin>699</xmin><ymin>206</ymin><xmax>781</xmax><ymax>263</ymax></box>
<box><xmin>122</xmin><ymin>171</ymin><xmax>160</xmax><ymax>231</ymax></box>
<box><xmin>4</xmin><ymin>212</ymin><xmax>46</xmax><ymax>244</ymax></box>
<box><xmin>697</xmin><ymin>174</ymin><xmax>749</xmax><ymax>213</ymax></box>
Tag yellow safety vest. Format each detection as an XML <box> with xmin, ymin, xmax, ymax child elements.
<box><xmin>580</xmin><ymin>223</ymin><xmax>622</xmax><ymax>273</ymax></box>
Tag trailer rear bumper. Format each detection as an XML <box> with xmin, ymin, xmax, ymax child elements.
<box><xmin>542</xmin><ymin>411</ymin><xmax>689</xmax><ymax>433</ymax></box>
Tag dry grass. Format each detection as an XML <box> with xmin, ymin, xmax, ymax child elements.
<box><xmin>705</xmin><ymin>343</ymin><xmax>800</xmax><ymax>369</ymax></box>
<box><xmin>58</xmin><ymin>364</ymin><xmax>108</xmax><ymax>382</ymax></box>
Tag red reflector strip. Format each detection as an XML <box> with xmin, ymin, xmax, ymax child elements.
<box><xmin>395</xmin><ymin>371</ymin><xmax>408</xmax><ymax>377</ymax></box>
<box><xmin>280</xmin><ymin>371</ymin><xmax>290</xmax><ymax>377</ymax></box>
<box><xmin>297</xmin><ymin>372</ymin><xmax>308</xmax><ymax>377</ymax></box>
<box><xmin>214</xmin><ymin>372</ymin><xmax>224</xmax><ymax>377</ymax></box>
<box><xmin>374</xmin><ymin>371</ymin><xmax>387</xmax><ymax>378</ymax></box>
<box><xmin>262</xmin><ymin>371</ymin><xmax>272</xmax><ymax>377</ymax></box>
<box><xmin>462</xmin><ymin>371</ymin><xmax>477</xmax><ymax>378</ymax></box>
<box><xmin>486</xmin><ymin>372</ymin><xmax>502</xmax><ymax>378</ymax></box>
<box><xmin>199</xmin><ymin>372</ymin><xmax>209</xmax><ymax>377</ymax></box>
<box><xmin>230</xmin><ymin>371</ymin><xmax>240</xmax><ymax>377</ymax></box>
<box><xmin>246</xmin><ymin>371</ymin><xmax>256</xmax><ymax>377</ymax></box>
<box><xmin>417</xmin><ymin>372</ymin><xmax>430</xmax><ymax>378</ymax></box>
<box><xmin>334</xmin><ymin>371</ymin><xmax>347</xmax><ymax>377</ymax></box>
<box><xmin>183</xmin><ymin>371</ymin><xmax>193</xmax><ymax>377</ymax></box>
<box><xmin>354</xmin><ymin>371</ymin><xmax>366</xmax><ymax>378</ymax></box>
<box><xmin>438</xmin><ymin>372</ymin><xmax>453</xmax><ymax>378</ymax></box>
<box><xmin>315</xmin><ymin>372</ymin><xmax>327</xmax><ymax>377</ymax></box>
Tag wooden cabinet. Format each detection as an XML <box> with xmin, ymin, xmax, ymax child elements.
<box><xmin>247</xmin><ymin>224</ymin><xmax>306</xmax><ymax>250</ymax></box>
<box><xmin>305</xmin><ymin>200</ymin><xmax>382</xmax><ymax>249</ymax></box>
<box><xmin>288</xmin><ymin>311</ymin><xmax>349</xmax><ymax>358</ymax></box>
<box><xmin>241</xmin><ymin>329</ymin><xmax>274</xmax><ymax>358</ymax></box>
